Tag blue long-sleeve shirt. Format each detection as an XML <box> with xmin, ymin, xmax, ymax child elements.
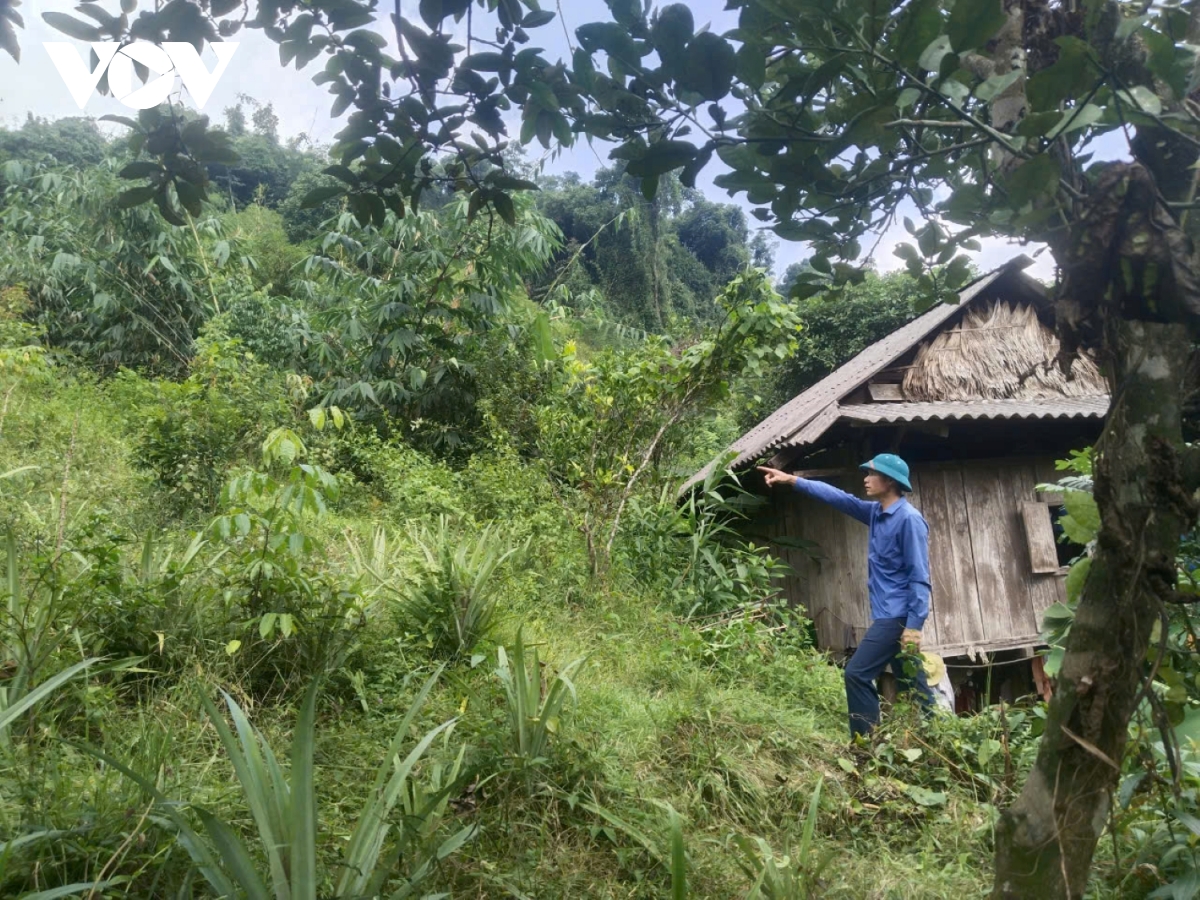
<box><xmin>791</xmin><ymin>478</ymin><xmax>931</xmax><ymax>630</ymax></box>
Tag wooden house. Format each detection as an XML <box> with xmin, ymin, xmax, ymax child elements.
<box><xmin>685</xmin><ymin>258</ymin><xmax>1109</xmax><ymax>666</ymax></box>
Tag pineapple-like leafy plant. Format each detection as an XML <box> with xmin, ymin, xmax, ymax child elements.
<box><xmin>398</xmin><ymin>516</ymin><xmax>524</xmax><ymax>659</ymax></box>
<box><xmin>494</xmin><ymin>629</ymin><xmax>585</xmax><ymax>764</ymax></box>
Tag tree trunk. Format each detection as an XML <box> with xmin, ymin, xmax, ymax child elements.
<box><xmin>993</xmin><ymin>314</ymin><xmax>1194</xmax><ymax>896</ymax></box>
<box><xmin>648</xmin><ymin>191</ymin><xmax>664</xmax><ymax>331</ymax></box>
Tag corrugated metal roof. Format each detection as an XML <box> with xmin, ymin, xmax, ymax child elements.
<box><xmin>836</xmin><ymin>396</ymin><xmax>1109</xmax><ymax>424</ymax></box>
<box><xmin>681</xmin><ymin>263</ymin><xmax>1026</xmax><ymax>493</ymax></box>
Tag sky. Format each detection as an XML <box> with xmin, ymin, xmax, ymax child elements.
<box><xmin>0</xmin><ymin>0</ymin><xmax>1068</xmax><ymax>280</ymax></box>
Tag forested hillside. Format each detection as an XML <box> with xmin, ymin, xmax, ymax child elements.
<box><xmin>0</xmin><ymin>105</ymin><xmax>1193</xmax><ymax>900</ymax></box>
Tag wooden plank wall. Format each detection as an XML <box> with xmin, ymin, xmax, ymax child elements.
<box><xmin>764</xmin><ymin>474</ymin><xmax>871</xmax><ymax>652</ymax></box>
<box><xmin>764</xmin><ymin>458</ymin><xmax>1067</xmax><ymax>656</ymax></box>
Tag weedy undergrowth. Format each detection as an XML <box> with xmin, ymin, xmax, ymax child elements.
<box><xmin>735</xmin><ymin>777</ymin><xmax>831</xmax><ymax>899</ymax></box>
<box><xmin>90</xmin><ymin>668</ymin><xmax>476</xmax><ymax>899</ymax></box>
<box><xmin>0</xmin><ymin>530</ymin><xmax>105</xmax><ymax>748</ymax></box>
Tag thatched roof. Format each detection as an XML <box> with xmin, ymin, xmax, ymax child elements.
<box><xmin>902</xmin><ymin>298</ymin><xmax>1107</xmax><ymax>401</ymax></box>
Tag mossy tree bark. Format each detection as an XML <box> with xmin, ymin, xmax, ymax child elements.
<box><xmin>993</xmin><ymin>319</ymin><xmax>1192</xmax><ymax>897</ymax></box>
<box><xmin>993</xmin><ymin>163</ymin><xmax>1200</xmax><ymax>897</ymax></box>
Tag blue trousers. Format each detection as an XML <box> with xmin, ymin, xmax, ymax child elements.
<box><xmin>844</xmin><ymin>617</ymin><xmax>934</xmax><ymax>738</ymax></box>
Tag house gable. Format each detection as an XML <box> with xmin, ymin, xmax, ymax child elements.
<box><xmin>682</xmin><ymin>257</ymin><xmax>1081</xmax><ymax>492</ymax></box>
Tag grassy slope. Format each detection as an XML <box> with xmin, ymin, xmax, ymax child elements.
<box><xmin>0</xmin><ymin>367</ymin><xmax>1108</xmax><ymax>900</ymax></box>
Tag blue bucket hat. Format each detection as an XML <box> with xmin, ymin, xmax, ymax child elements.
<box><xmin>860</xmin><ymin>453</ymin><xmax>912</xmax><ymax>492</ymax></box>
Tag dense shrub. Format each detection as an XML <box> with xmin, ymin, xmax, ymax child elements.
<box><xmin>113</xmin><ymin>337</ymin><xmax>291</xmax><ymax>512</ymax></box>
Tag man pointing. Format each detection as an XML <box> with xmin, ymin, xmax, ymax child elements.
<box><xmin>758</xmin><ymin>454</ymin><xmax>934</xmax><ymax>739</ymax></box>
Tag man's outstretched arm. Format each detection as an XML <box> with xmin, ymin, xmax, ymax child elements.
<box><xmin>757</xmin><ymin>466</ymin><xmax>874</xmax><ymax>525</ymax></box>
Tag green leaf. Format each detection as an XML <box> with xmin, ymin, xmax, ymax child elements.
<box><xmin>1116</xmin><ymin>85</ymin><xmax>1163</xmax><ymax>116</ymax></box>
<box><xmin>975</xmin><ymin>69</ymin><xmax>1023</xmax><ymax>103</ymax></box>
<box><xmin>1003</xmin><ymin>154</ymin><xmax>1061</xmax><ymax>207</ymax></box>
<box><xmin>0</xmin><ymin>659</ymin><xmax>101</xmax><ymax>736</ymax></box>
<box><xmin>462</xmin><ymin>51</ymin><xmax>506</xmax><ymax>72</ymax></box>
<box><xmin>575</xmin><ymin>21</ymin><xmax>634</xmax><ymax>57</ymax></box>
<box><xmin>735</xmin><ymin>43</ymin><xmax>765</xmax><ymax>90</ymax></box>
<box><xmin>523</xmin><ymin>9</ymin><xmax>555</xmax><ymax>28</ymax></box>
<box><xmin>20</xmin><ymin>882</ymin><xmax>124</xmax><ymax>900</ymax></box>
<box><xmin>323</xmin><ymin>164</ymin><xmax>358</xmax><ymax>186</ymax></box>
<box><xmin>1174</xmin><ymin>706</ymin><xmax>1200</xmax><ymax>749</ymax></box>
<box><xmin>291</xmin><ymin>682</ymin><xmax>319</xmax><ymax>900</ymax></box>
<box><xmin>652</xmin><ymin>3</ymin><xmax>694</xmax><ymax>67</ymax></box>
<box><xmin>484</xmin><ymin>172</ymin><xmax>540</xmax><ymax>191</ymax></box>
<box><xmin>677</xmin><ymin>32</ymin><xmax>736</xmax><ymax>101</ymax></box>
<box><xmin>492</xmin><ymin>191</ymin><xmax>516</xmax><ymax>226</ymax></box>
<box><xmin>1046</xmin><ymin>103</ymin><xmax>1104</xmax><ymax>139</ymax></box>
<box><xmin>194</xmin><ymin>810</ymin><xmax>272</xmax><ymax>900</ymax></box>
<box><xmin>918</xmin><ymin>35</ymin><xmax>954</xmax><ymax>74</ymax></box>
<box><xmin>418</xmin><ymin>0</ymin><xmax>444</xmax><ymax>29</ymax></box>
<box><xmin>1027</xmin><ymin>37</ymin><xmax>1098</xmax><ymax>111</ymax></box>
<box><xmin>572</xmin><ymin>47</ymin><xmax>596</xmax><ymax>90</ymax></box>
<box><xmin>1143</xmin><ymin>26</ymin><xmax>1191</xmax><ymax>99</ymax></box>
<box><xmin>1061</xmin><ymin>490</ymin><xmax>1100</xmax><ymax>543</ymax></box>
<box><xmin>300</xmin><ymin>185</ymin><xmax>344</xmax><ymax>209</ymax></box>
<box><xmin>77</xmin><ymin>3</ymin><xmax>118</xmax><ymax>28</ymax></box>
<box><xmin>943</xmin><ymin>254</ymin><xmax>972</xmax><ymax>288</ymax></box>
<box><xmin>948</xmin><ymin>0</ymin><xmax>1007</xmax><ymax>53</ymax></box>
<box><xmin>1117</xmin><ymin>772</ymin><xmax>1145</xmax><ymax>809</ymax></box>
<box><xmin>905</xmin><ymin>785</ymin><xmax>947</xmax><ymax>807</ymax></box>
<box><xmin>887</xmin><ymin>0</ymin><xmax>941</xmax><ymax>68</ymax></box>
<box><xmin>917</xmin><ymin>223</ymin><xmax>942</xmax><ymax>257</ymax></box>
<box><xmin>0</xmin><ymin>20</ymin><xmax>20</xmax><ymax>63</ymax></box>
<box><xmin>532</xmin><ymin>311</ymin><xmax>554</xmax><ymax>363</ymax></box>
<box><xmin>625</xmin><ymin>140</ymin><xmax>698</xmax><ymax>178</ymax></box>
<box><xmin>668</xmin><ymin>806</ymin><xmax>686</xmax><ymax>900</ymax></box>
<box><xmin>939</xmin><ymin>78</ymin><xmax>970</xmax><ymax>106</ymax></box>
<box><xmin>977</xmin><ymin>738</ymin><xmax>1002</xmax><ymax>766</ymax></box>
<box><xmin>1015</xmin><ymin>110</ymin><xmax>1061</xmax><ymax>139</ymax></box>
<box><xmin>118</xmin><ymin>161</ymin><xmax>162</xmax><ymax>180</ymax></box>
<box><xmin>116</xmin><ymin>186</ymin><xmax>159</xmax><ymax>208</ymax></box>
<box><xmin>42</xmin><ymin>12</ymin><xmax>102</xmax><ymax>41</ymax></box>
<box><xmin>1042</xmin><ymin>601</ymin><xmax>1075</xmax><ymax>626</ymax></box>
<box><xmin>1043</xmin><ymin>645</ymin><xmax>1065</xmax><ymax>678</ymax></box>
<box><xmin>1065</xmin><ymin>556</ymin><xmax>1091</xmax><ymax>603</ymax></box>
<box><xmin>99</xmin><ymin>114</ymin><xmax>140</xmax><ymax>130</ymax></box>
<box><xmin>176</xmin><ymin>179</ymin><xmax>204</xmax><ymax>217</ymax></box>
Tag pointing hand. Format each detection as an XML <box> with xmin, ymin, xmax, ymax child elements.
<box><xmin>757</xmin><ymin>466</ymin><xmax>797</xmax><ymax>488</ymax></box>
